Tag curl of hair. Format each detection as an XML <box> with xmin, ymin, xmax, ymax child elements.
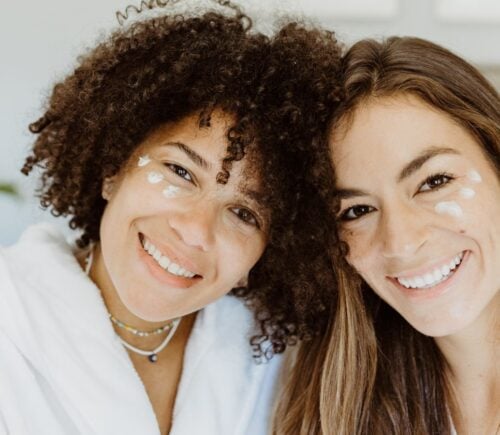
<box><xmin>242</xmin><ymin>22</ymin><xmax>344</xmax><ymax>359</ymax></box>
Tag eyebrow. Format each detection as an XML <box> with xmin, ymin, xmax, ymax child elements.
<box><xmin>334</xmin><ymin>146</ymin><xmax>460</xmax><ymax>200</ymax></box>
<box><xmin>334</xmin><ymin>188</ymin><xmax>368</xmax><ymax>199</ymax></box>
<box><xmin>162</xmin><ymin>141</ymin><xmax>210</xmax><ymax>170</ymax></box>
<box><xmin>240</xmin><ymin>187</ymin><xmax>266</xmax><ymax>208</ymax></box>
<box><xmin>397</xmin><ymin>146</ymin><xmax>459</xmax><ymax>182</ymax></box>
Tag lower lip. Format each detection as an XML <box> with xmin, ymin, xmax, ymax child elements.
<box><xmin>389</xmin><ymin>250</ymin><xmax>470</xmax><ymax>301</ymax></box>
<box><xmin>136</xmin><ymin>234</ymin><xmax>200</xmax><ymax>289</ymax></box>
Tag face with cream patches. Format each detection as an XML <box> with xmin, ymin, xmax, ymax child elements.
<box><xmin>96</xmin><ymin>110</ymin><xmax>267</xmax><ymax>322</ymax></box>
<box><xmin>329</xmin><ymin>94</ymin><xmax>500</xmax><ymax>337</ymax></box>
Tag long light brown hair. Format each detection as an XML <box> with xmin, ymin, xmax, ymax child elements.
<box><xmin>273</xmin><ymin>36</ymin><xmax>500</xmax><ymax>435</ymax></box>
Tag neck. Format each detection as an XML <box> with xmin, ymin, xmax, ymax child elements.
<box><xmin>434</xmin><ymin>292</ymin><xmax>500</xmax><ymax>433</ymax></box>
<box><xmin>87</xmin><ymin>243</ymin><xmax>191</xmax><ymax>349</ymax></box>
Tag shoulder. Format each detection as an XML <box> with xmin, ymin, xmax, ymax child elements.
<box><xmin>1</xmin><ymin>222</ymin><xmax>73</xmax><ymax>260</ymax></box>
<box><xmin>0</xmin><ymin>223</ymin><xmax>93</xmax><ymax>319</ymax></box>
<box><xmin>1</xmin><ymin>223</ymin><xmax>78</xmax><ymax>287</ymax></box>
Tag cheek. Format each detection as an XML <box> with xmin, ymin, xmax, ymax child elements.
<box><xmin>342</xmin><ymin>228</ymin><xmax>375</xmax><ymax>279</ymax></box>
<box><xmin>223</xmin><ymin>233</ymin><xmax>266</xmax><ymax>275</ymax></box>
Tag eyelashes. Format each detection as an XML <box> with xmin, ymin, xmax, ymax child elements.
<box><xmin>338</xmin><ymin>172</ymin><xmax>457</xmax><ymax>222</ymax></box>
<box><xmin>231</xmin><ymin>207</ymin><xmax>260</xmax><ymax>228</ymax></box>
<box><xmin>339</xmin><ymin>204</ymin><xmax>374</xmax><ymax>221</ymax></box>
<box><xmin>164</xmin><ymin>162</ymin><xmax>193</xmax><ymax>183</ymax></box>
<box><xmin>417</xmin><ymin>172</ymin><xmax>455</xmax><ymax>194</ymax></box>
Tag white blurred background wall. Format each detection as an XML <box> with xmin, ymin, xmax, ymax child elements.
<box><xmin>1</xmin><ymin>0</ymin><xmax>499</xmax><ymax>245</ymax></box>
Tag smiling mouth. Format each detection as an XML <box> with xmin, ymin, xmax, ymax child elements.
<box><xmin>394</xmin><ymin>251</ymin><xmax>466</xmax><ymax>290</ymax></box>
<box><xmin>138</xmin><ymin>233</ymin><xmax>201</xmax><ymax>280</ymax></box>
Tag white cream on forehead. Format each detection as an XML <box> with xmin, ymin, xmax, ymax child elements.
<box><xmin>459</xmin><ymin>187</ymin><xmax>476</xmax><ymax>199</ymax></box>
<box><xmin>467</xmin><ymin>169</ymin><xmax>482</xmax><ymax>183</ymax></box>
<box><xmin>138</xmin><ymin>155</ymin><xmax>151</xmax><ymax>167</ymax></box>
<box><xmin>163</xmin><ymin>185</ymin><xmax>181</xmax><ymax>198</ymax></box>
<box><xmin>147</xmin><ymin>171</ymin><xmax>164</xmax><ymax>184</ymax></box>
<box><xmin>435</xmin><ymin>201</ymin><xmax>463</xmax><ymax>218</ymax></box>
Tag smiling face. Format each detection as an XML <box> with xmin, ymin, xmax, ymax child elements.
<box><xmin>330</xmin><ymin>94</ymin><xmax>500</xmax><ymax>337</ymax></box>
<box><xmin>94</xmin><ymin>110</ymin><xmax>267</xmax><ymax>322</ymax></box>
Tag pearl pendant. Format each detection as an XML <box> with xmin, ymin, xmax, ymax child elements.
<box><xmin>148</xmin><ymin>353</ymin><xmax>158</xmax><ymax>363</ymax></box>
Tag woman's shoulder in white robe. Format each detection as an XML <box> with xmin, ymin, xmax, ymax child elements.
<box><xmin>0</xmin><ymin>223</ymin><xmax>282</xmax><ymax>435</ymax></box>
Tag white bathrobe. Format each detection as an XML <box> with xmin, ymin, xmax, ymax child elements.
<box><xmin>0</xmin><ymin>224</ymin><xmax>281</xmax><ymax>435</ymax></box>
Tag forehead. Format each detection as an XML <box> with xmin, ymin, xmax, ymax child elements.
<box><xmin>141</xmin><ymin>111</ymin><xmax>232</xmax><ymax>160</ymax></box>
<box><xmin>330</xmin><ymin>95</ymin><xmax>479</xmax><ymax>178</ymax></box>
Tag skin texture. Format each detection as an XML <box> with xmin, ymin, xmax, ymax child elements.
<box><xmin>331</xmin><ymin>94</ymin><xmax>500</xmax><ymax>339</ymax></box>
<box><xmin>92</xmin><ymin>111</ymin><xmax>266</xmax><ymax>325</ymax></box>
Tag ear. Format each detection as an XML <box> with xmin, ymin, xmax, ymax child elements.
<box><xmin>102</xmin><ymin>176</ymin><xmax>117</xmax><ymax>201</ymax></box>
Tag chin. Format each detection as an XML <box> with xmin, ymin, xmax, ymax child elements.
<box><xmin>407</xmin><ymin>310</ymin><xmax>478</xmax><ymax>338</ymax></box>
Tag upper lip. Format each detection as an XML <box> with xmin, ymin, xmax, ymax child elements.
<box><xmin>387</xmin><ymin>251</ymin><xmax>466</xmax><ymax>280</ymax></box>
<box><xmin>139</xmin><ymin>232</ymin><xmax>203</xmax><ymax>277</ymax></box>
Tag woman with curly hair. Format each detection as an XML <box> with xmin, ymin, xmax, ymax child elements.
<box><xmin>274</xmin><ymin>37</ymin><xmax>499</xmax><ymax>435</ymax></box>
<box><xmin>0</xmin><ymin>2</ymin><xmax>343</xmax><ymax>434</ymax></box>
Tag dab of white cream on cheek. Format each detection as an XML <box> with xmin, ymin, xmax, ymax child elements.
<box><xmin>147</xmin><ymin>171</ymin><xmax>164</xmax><ymax>184</ymax></box>
<box><xmin>467</xmin><ymin>169</ymin><xmax>482</xmax><ymax>183</ymax></box>
<box><xmin>138</xmin><ymin>155</ymin><xmax>151</xmax><ymax>167</ymax></box>
<box><xmin>435</xmin><ymin>201</ymin><xmax>463</xmax><ymax>218</ymax></box>
<box><xmin>459</xmin><ymin>187</ymin><xmax>476</xmax><ymax>199</ymax></box>
<box><xmin>163</xmin><ymin>185</ymin><xmax>181</xmax><ymax>198</ymax></box>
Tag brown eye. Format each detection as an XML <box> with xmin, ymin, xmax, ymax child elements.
<box><xmin>165</xmin><ymin>163</ymin><xmax>193</xmax><ymax>183</ymax></box>
<box><xmin>418</xmin><ymin>173</ymin><xmax>454</xmax><ymax>193</ymax></box>
<box><xmin>340</xmin><ymin>204</ymin><xmax>375</xmax><ymax>221</ymax></box>
<box><xmin>232</xmin><ymin>207</ymin><xmax>259</xmax><ymax>227</ymax></box>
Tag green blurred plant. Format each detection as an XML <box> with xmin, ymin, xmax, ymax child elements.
<box><xmin>0</xmin><ymin>182</ymin><xmax>19</xmax><ymax>198</ymax></box>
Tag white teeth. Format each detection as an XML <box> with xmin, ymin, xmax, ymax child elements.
<box><xmin>167</xmin><ymin>262</ymin><xmax>180</xmax><ymax>275</ymax></box>
<box><xmin>159</xmin><ymin>256</ymin><xmax>170</xmax><ymax>269</ymax></box>
<box><xmin>396</xmin><ymin>252</ymin><xmax>465</xmax><ymax>289</ymax></box>
<box><xmin>140</xmin><ymin>236</ymin><xmax>196</xmax><ymax>278</ymax></box>
<box><xmin>423</xmin><ymin>273</ymin><xmax>434</xmax><ymax>285</ymax></box>
<box><xmin>399</xmin><ymin>277</ymin><xmax>410</xmax><ymax>288</ymax></box>
<box><xmin>441</xmin><ymin>264</ymin><xmax>450</xmax><ymax>276</ymax></box>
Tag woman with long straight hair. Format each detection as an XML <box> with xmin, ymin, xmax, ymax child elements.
<box><xmin>274</xmin><ymin>36</ymin><xmax>499</xmax><ymax>435</ymax></box>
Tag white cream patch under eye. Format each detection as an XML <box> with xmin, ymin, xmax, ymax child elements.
<box><xmin>163</xmin><ymin>185</ymin><xmax>181</xmax><ymax>198</ymax></box>
<box><xmin>467</xmin><ymin>169</ymin><xmax>482</xmax><ymax>183</ymax></box>
<box><xmin>435</xmin><ymin>201</ymin><xmax>463</xmax><ymax>218</ymax></box>
<box><xmin>459</xmin><ymin>187</ymin><xmax>476</xmax><ymax>199</ymax></box>
<box><xmin>147</xmin><ymin>171</ymin><xmax>164</xmax><ymax>184</ymax></box>
<box><xmin>138</xmin><ymin>155</ymin><xmax>151</xmax><ymax>167</ymax></box>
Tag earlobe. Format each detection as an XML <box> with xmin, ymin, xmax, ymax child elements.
<box><xmin>102</xmin><ymin>177</ymin><xmax>116</xmax><ymax>201</ymax></box>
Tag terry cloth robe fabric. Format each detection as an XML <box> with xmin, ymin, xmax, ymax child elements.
<box><xmin>0</xmin><ymin>224</ymin><xmax>282</xmax><ymax>435</ymax></box>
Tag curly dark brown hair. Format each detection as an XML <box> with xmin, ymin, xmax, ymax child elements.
<box><xmin>22</xmin><ymin>3</ymin><xmax>343</xmax><ymax>358</ymax></box>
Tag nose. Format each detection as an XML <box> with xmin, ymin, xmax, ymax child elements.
<box><xmin>168</xmin><ymin>202</ymin><xmax>217</xmax><ymax>252</ymax></box>
<box><xmin>379</xmin><ymin>201</ymin><xmax>429</xmax><ymax>259</ymax></box>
